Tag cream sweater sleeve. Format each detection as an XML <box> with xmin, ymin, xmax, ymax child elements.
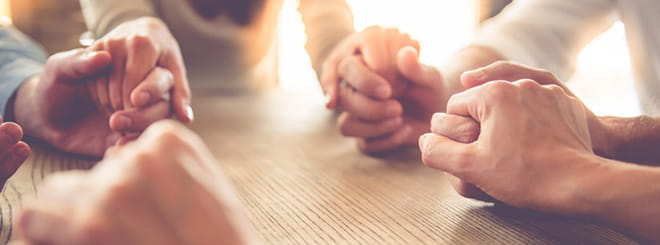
<box><xmin>473</xmin><ymin>0</ymin><xmax>617</xmax><ymax>80</ymax></box>
<box><xmin>299</xmin><ymin>0</ymin><xmax>355</xmax><ymax>78</ymax></box>
<box><xmin>79</xmin><ymin>0</ymin><xmax>157</xmax><ymax>38</ymax></box>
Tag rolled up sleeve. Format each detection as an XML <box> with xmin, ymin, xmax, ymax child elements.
<box><xmin>472</xmin><ymin>0</ymin><xmax>616</xmax><ymax>80</ymax></box>
<box><xmin>0</xmin><ymin>26</ymin><xmax>46</xmax><ymax>118</ymax></box>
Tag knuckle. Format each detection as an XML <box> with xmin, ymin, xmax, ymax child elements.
<box><xmin>516</xmin><ymin>78</ymin><xmax>539</xmax><ymax>87</ymax></box>
<box><xmin>127</xmin><ymin>34</ymin><xmax>156</xmax><ymax>51</ymax></box>
<box><xmin>483</xmin><ymin>81</ymin><xmax>515</xmax><ymax>100</ymax></box>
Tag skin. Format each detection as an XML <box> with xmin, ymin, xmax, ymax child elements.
<box><xmin>16</xmin><ymin>121</ymin><xmax>258</xmax><ymax>245</ymax></box>
<box><xmin>329</xmin><ymin>44</ymin><xmax>503</xmax><ymax>153</ymax></box>
<box><xmin>89</xmin><ymin>17</ymin><xmax>193</xmax><ymax>124</ymax></box>
<box><xmin>0</xmin><ymin>115</ymin><xmax>30</xmax><ymax>190</ymax></box>
<box><xmin>420</xmin><ymin>61</ymin><xmax>660</xmax><ymax>242</ymax></box>
<box><xmin>12</xmin><ymin>49</ymin><xmax>176</xmax><ymax>157</ymax></box>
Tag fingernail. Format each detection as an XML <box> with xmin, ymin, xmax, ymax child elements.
<box><xmin>419</xmin><ymin>133</ymin><xmax>429</xmax><ymax>147</ymax></box>
<box><xmin>432</xmin><ymin>113</ymin><xmax>446</xmax><ymax>123</ymax></box>
<box><xmin>119</xmin><ymin>115</ymin><xmax>132</xmax><ymax>129</ymax></box>
<box><xmin>376</xmin><ymin>85</ymin><xmax>391</xmax><ymax>99</ymax></box>
<box><xmin>463</xmin><ymin>69</ymin><xmax>485</xmax><ymax>80</ymax></box>
<box><xmin>83</xmin><ymin>51</ymin><xmax>99</xmax><ymax>59</ymax></box>
<box><xmin>185</xmin><ymin>105</ymin><xmax>194</xmax><ymax>122</ymax></box>
<box><xmin>138</xmin><ymin>92</ymin><xmax>151</xmax><ymax>106</ymax></box>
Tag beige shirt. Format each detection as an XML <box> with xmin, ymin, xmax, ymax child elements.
<box><xmin>473</xmin><ymin>0</ymin><xmax>660</xmax><ymax>116</ymax></box>
<box><xmin>80</xmin><ymin>0</ymin><xmax>354</xmax><ymax>92</ymax></box>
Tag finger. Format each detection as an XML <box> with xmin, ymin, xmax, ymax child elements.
<box><xmin>0</xmin><ymin>122</ymin><xmax>23</xmax><ymax>154</ymax></box>
<box><xmin>321</xmin><ymin>37</ymin><xmax>361</xmax><ymax>109</ymax></box>
<box><xmin>105</xmin><ymin>39</ymin><xmax>128</xmax><ymax>111</ymax></box>
<box><xmin>116</xmin><ymin>133</ymin><xmax>141</xmax><ymax>146</ymax></box>
<box><xmin>0</xmin><ymin>142</ymin><xmax>30</xmax><ymax>189</ymax></box>
<box><xmin>445</xmin><ymin>81</ymin><xmax>515</xmax><ymax>121</ymax></box>
<box><xmin>161</xmin><ymin>52</ymin><xmax>193</xmax><ymax>123</ymax></box>
<box><xmin>94</xmin><ymin>75</ymin><xmax>113</xmax><ymax>113</ymax></box>
<box><xmin>430</xmin><ymin>113</ymin><xmax>480</xmax><ymax>143</ymax></box>
<box><xmin>130</xmin><ymin>67</ymin><xmax>174</xmax><ymax>108</ymax></box>
<box><xmin>124</xmin><ymin>35</ymin><xmax>160</xmax><ymax>109</ymax></box>
<box><xmin>109</xmin><ymin>101</ymin><xmax>171</xmax><ymax>132</ymax></box>
<box><xmin>338</xmin><ymin>56</ymin><xmax>391</xmax><ymax>99</ymax></box>
<box><xmin>337</xmin><ymin>113</ymin><xmax>403</xmax><ymax>138</ymax></box>
<box><xmin>338</xmin><ymin>83</ymin><xmax>402</xmax><ymax>120</ymax></box>
<box><xmin>357</xmin><ymin>125</ymin><xmax>413</xmax><ymax>153</ymax></box>
<box><xmin>397</xmin><ymin>46</ymin><xmax>440</xmax><ymax>87</ymax></box>
<box><xmin>445</xmin><ymin>173</ymin><xmax>496</xmax><ymax>202</ymax></box>
<box><xmin>358</xmin><ymin>26</ymin><xmax>388</xmax><ymax>74</ymax></box>
<box><xmin>418</xmin><ymin>133</ymin><xmax>476</xmax><ymax>177</ymax></box>
<box><xmin>17</xmin><ymin>205</ymin><xmax>76</xmax><ymax>245</ymax></box>
<box><xmin>46</xmin><ymin>49</ymin><xmax>112</xmax><ymax>83</ymax></box>
<box><xmin>460</xmin><ymin>61</ymin><xmax>574</xmax><ymax>96</ymax></box>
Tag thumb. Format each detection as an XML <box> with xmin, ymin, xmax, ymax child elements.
<box><xmin>419</xmin><ymin>133</ymin><xmax>475</xmax><ymax>175</ymax></box>
<box><xmin>47</xmin><ymin>49</ymin><xmax>112</xmax><ymax>83</ymax></box>
<box><xmin>396</xmin><ymin>46</ymin><xmax>437</xmax><ymax>87</ymax></box>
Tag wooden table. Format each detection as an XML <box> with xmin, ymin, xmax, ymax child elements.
<box><xmin>0</xmin><ymin>90</ymin><xmax>638</xmax><ymax>244</ymax></box>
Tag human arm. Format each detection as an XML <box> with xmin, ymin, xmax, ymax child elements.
<box><xmin>79</xmin><ymin>0</ymin><xmax>156</xmax><ymax>38</ymax></box>
<box><xmin>16</xmin><ymin>120</ymin><xmax>258</xmax><ymax>245</ymax></box>
<box><xmin>421</xmin><ymin>62</ymin><xmax>660</xmax><ymax>242</ymax></box>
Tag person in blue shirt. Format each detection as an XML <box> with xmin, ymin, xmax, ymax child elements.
<box><xmin>0</xmin><ymin>25</ymin><xmax>182</xmax><ymax>189</ymax></box>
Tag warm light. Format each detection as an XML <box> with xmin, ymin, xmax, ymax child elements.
<box><xmin>277</xmin><ymin>2</ymin><xmax>638</xmax><ymax>117</ymax></box>
<box><xmin>0</xmin><ymin>0</ymin><xmax>11</xmax><ymax>25</ymax></box>
<box><xmin>277</xmin><ymin>0</ymin><xmax>477</xmax><ymax>93</ymax></box>
<box><xmin>568</xmin><ymin>21</ymin><xmax>640</xmax><ymax>117</ymax></box>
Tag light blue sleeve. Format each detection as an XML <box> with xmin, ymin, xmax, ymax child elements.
<box><xmin>0</xmin><ymin>25</ymin><xmax>47</xmax><ymax>119</ymax></box>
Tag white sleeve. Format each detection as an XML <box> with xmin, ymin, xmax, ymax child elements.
<box><xmin>472</xmin><ymin>0</ymin><xmax>617</xmax><ymax>80</ymax></box>
<box><xmin>299</xmin><ymin>0</ymin><xmax>355</xmax><ymax>76</ymax></box>
<box><xmin>79</xmin><ymin>0</ymin><xmax>157</xmax><ymax>37</ymax></box>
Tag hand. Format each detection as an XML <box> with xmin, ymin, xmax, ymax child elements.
<box><xmin>0</xmin><ymin>115</ymin><xmax>30</xmax><ymax>190</ymax></box>
<box><xmin>16</xmin><ymin>121</ymin><xmax>257</xmax><ymax>245</ymax></box>
<box><xmin>336</xmin><ymin>45</ymin><xmax>449</xmax><ymax>153</ymax></box>
<box><xmin>13</xmin><ymin>49</ymin><xmax>175</xmax><ymax>157</ymax></box>
<box><xmin>90</xmin><ymin>16</ymin><xmax>193</xmax><ymax>123</ymax></box>
<box><xmin>321</xmin><ymin>26</ymin><xmax>420</xmax><ymax>108</ymax></box>
<box><xmin>420</xmin><ymin>76</ymin><xmax>599</xmax><ymax>215</ymax></box>
<box><xmin>460</xmin><ymin>61</ymin><xmax>614</xmax><ymax>158</ymax></box>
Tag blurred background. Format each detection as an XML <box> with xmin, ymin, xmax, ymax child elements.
<box><xmin>1</xmin><ymin>0</ymin><xmax>640</xmax><ymax>117</ymax></box>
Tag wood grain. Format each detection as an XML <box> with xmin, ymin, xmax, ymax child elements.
<box><xmin>0</xmin><ymin>90</ymin><xmax>639</xmax><ymax>244</ymax></box>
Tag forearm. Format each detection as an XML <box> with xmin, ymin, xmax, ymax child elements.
<box><xmin>592</xmin><ymin>116</ymin><xmax>660</xmax><ymax>164</ymax></box>
<box><xmin>299</xmin><ymin>0</ymin><xmax>355</xmax><ymax>77</ymax></box>
<box><xmin>79</xmin><ymin>0</ymin><xmax>156</xmax><ymax>37</ymax></box>
<box><xmin>578</xmin><ymin>156</ymin><xmax>660</xmax><ymax>242</ymax></box>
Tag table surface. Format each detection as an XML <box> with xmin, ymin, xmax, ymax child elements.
<box><xmin>0</xmin><ymin>90</ymin><xmax>638</xmax><ymax>244</ymax></box>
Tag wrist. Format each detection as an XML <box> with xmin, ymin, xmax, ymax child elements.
<box><xmin>587</xmin><ymin>115</ymin><xmax>620</xmax><ymax>159</ymax></box>
<box><xmin>13</xmin><ymin>76</ymin><xmax>48</xmax><ymax>139</ymax></box>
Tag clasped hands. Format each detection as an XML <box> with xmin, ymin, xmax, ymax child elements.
<box><xmin>325</xmin><ymin>27</ymin><xmax>608</xmax><ymax>215</ymax></box>
<box><xmin>12</xmin><ymin>17</ymin><xmax>192</xmax><ymax>157</ymax></box>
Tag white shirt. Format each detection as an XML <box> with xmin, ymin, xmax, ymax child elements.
<box><xmin>473</xmin><ymin>0</ymin><xmax>660</xmax><ymax>116</ymax></box>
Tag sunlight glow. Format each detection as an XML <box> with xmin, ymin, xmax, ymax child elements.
<box><xmin>277</xmin><ymin>0</ymin><xmax>477</xmax><ymax>93</ymax></box>
<box><xmin>276</xmin><ymin>2</ymin><xmax>636</xmax><ymax>116</ymax></box>
<box><xmin>0</xmin><ymin>0</ymin><xmax>11</xmax><ymax>25</ymax></box>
